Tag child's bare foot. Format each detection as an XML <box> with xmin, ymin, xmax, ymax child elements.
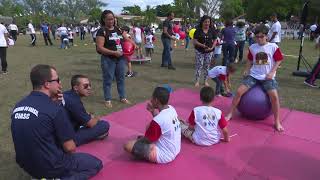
<box><xmin>204</xmin><ymin>81</ymin><xmax>210</xmax><ymax>87</ymax></box>
<box><xmin>225</xmin><ymin>113</ymin><xmax>233</xmax><ymax>121</ymax></box>
<box><xmin>274</xmin><ymin>122</ymin><xmax>284</xmax><ymax>132</ymax></box>
<box><xmin>194</xmin><ymin>82</ymin><xmax>200</xmax><ymax>87</ymax></box>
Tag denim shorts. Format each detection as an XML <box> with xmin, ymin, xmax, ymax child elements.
<box><xmin>242</xmin><ymin>75</ymin><xmax>278</xmax><ymax>91</ymax></box>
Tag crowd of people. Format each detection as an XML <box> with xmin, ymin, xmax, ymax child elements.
<box><xmin>5</xmin><ymin>8</ymin><xmax>320</xmax><ymax>179</ymax></box>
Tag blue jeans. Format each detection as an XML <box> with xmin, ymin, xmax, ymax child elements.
<box><xmin>101</xmin><ymin>55</ymin><xmax>126</xmax><ymax>101</ymax></box>
<box><xmin>185</xmin><ymin>36</ymin><xmax>190</xmax><ymax>49</ymax></box>
<box><xmin>235</xmin><ymin>41</ymin><xmax>245</xmax><ymax>61</ymax></box>
<box><xmin>222</xmin><ymin>43</ymin><xmax>235</xmax><ymax>66</ymax></box>
<box><xmin>60</xmin><ymin>35</ymin><xmax>68</xmax><ymax>49</ymax></box>
<box><xmin>161</xmin><ymin>37</ymin><xmax>172</xmax><ymax>66</ymax></box>
<box><xmin>242</xmin><ymin>75</ymin><xmax>278</xmax><ymax>91</ymax></box>
<box><xmin>212</xmin><ymin>77</ymin><xmax>224</xmax><ymax>95</ymax></box>
<box><xmin>74</xmin><ymin>121</ymin><xmax>110</xmax><ymax>146</ymax></box>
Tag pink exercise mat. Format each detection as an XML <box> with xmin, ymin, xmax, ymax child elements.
<box><xmin>77</xmin><ymin>88</ymin><xmax>320</xmax><ymax>180</ymax></box>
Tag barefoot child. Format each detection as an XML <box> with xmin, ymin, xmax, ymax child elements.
<box><xmin>124</xmin><ymin>87</ymin><xmax>181</xmax><ymax>163</ymax></box>
<box><xmin>225</xmin><ymin>25</ymin><xmax>284</xmax><ymax>132</ymax></box>
<box><xmin>180</xmin><ymin>86</ymin><xmax>230</xmax><ymax>145</ymax></box>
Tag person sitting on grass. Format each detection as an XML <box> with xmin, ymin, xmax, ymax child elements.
<box><xmin>180</xmin><ymin>86</ymin><xmax>230</xmax><ymax>145</ymax></box>
<box><xmin>63</xmin><ymin>75</ymin><xmax>110</xmax><ymax>146</ymax></box>
<box><xmin>208</xmin><ymin>64</ymin><xmax>236</xmax><ymax>97</ymax></box>
<box><xmin>225</xmin><ymin>25</ymin><xmax>284</xmax><ymax>132</ymax></box>
<box><xmin>123</xmin><ymin>87</ymin><xmax>181</xmax><ymax>163</ymax></box>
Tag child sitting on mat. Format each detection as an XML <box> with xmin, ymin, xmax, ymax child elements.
<box><xmin>225</xmin><ymin>25</ymin><xmax>284</xmax><ymax>132</ymax></box>
<box><xmin>180</xmin><ymin>86</ymin><xmax>230</xmax><ymax>146</ymax></box>
<box><xmin>208</xmin><ymin>64</ymin><xmax>236</xmax><ymax>97</ymax></box>
<box><xmin>124</xmin><ymin>87</ymin><xmax>181</xmax><ymax>163</ymax></box>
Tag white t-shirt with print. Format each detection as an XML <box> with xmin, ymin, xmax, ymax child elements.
<box><xmin>248</xmin><ymin>43</ymin><xmax>283</xmax><ymax>80</ymax></box>
<box><xmin>192</xmin><ymin>106</ymin><xmax>223</xmax><ymax>146</ymax></box>
<box><xmin>153</xmin><ymin>105</ymin><xmax>181</xmax><ymax>164</ymax></box>
<box><xmin>0</xmin><ymin>24</ymin><xmax>8</xmax><ymax>47</ymax></box>
<box><xmin>208</xmin><ymin>66</ymin><xmax>227</xmax><ymax>79</ymax></box>
<box><xmin>268</xmin><ymin>21</ymin><xmax>281</xmax><ymax>43</ymax></box>
<box><xmin>145</xmin><ymin>34</ymin><xmax>154</xmax><ymax>48</ymax></box>
<box><xmin>133</xmin><ymin>27</ymin><xmax>142</xmax><ymax>43</ymax></box>
<box><xmin>28</xmin><ymin>23</ymin><xmax>35</xmax><ymax>34</ymax></box>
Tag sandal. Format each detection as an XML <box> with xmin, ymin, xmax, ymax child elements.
<box><xmin>104</xmin><ymin>101</ymin><xmax>112</xmax><ymax>108</ymax></box>
<box><xmin>120</xmin><ymin>98</ymin><xmax>131</xmax><ymax>104</ymax></box>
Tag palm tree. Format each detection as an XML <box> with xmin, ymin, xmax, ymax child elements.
<box><xmin>143</xmin><ymin>5</ymin><xmax>157</xmax><ymax>26</ymax></box>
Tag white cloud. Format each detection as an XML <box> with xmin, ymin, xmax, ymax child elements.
<box><xmin>104</xmin><ymin>0</ymin><xmax>173</xmax><ymax>14</ymax></box>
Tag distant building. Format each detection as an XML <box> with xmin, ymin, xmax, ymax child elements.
<box><xmin>0</xmin><ymin>15</ymin><xmax>13</xmax><ymax>25</ymax></box>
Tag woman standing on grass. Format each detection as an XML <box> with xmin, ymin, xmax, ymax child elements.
<box><xmin>96</xmin><ymin>10</ymin><xmax>135</xmax><ymax>108</ymax></box>
<box><xmin>193</xmin><ymin>15</ymin><xmax>217</xmax><ymax>87</ymax></box>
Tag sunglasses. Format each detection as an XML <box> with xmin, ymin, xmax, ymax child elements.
<box><xmin>47</xmin><ymin>78</ymin><xmax>60</xmax><ymax>83</ymax></box>
<box><xmin>83</xmin><ymin>83</ymin><xmax>92</xmax><ymax>89</ymax></box>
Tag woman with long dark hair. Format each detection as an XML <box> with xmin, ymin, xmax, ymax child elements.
<box><xmin>96</xmin><ymin>10</ymin><xmax>135</xmax><ymax>108</ymax></box>
<box><xmin>193</xmin><ymin>15</ymin><xmax>217</xmax><ymax>87</ymax></box>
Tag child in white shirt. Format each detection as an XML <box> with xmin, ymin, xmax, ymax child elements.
<box><xmin>180</xmin><ymin>86</ymin><xmax>230</xmax><ymax>146</ymax></box>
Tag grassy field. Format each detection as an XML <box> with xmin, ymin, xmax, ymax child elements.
<box><xmin>0</xmin><ymin>34</ymin><xmax>319</xmax><ymax>179</ymax></box>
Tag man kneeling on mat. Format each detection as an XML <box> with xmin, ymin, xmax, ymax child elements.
<box><xmin>63</xmin><ymin>75</ymin><xmax>110</xmax><ymax>146</ymax></box>
<box><xmin>124</xmin><ymin>87</ymin><xmax>181</xmax><ymax>163</ymax></box>
<box><xmin>180</xmin><ymin>87</ymin><xmax>230</xmax><ymax>145</ymax></box>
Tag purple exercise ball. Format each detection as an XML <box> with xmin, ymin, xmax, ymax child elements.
<box><xmin>237</xmin><ymin>85</ymin><xmax>272</xmax><ymax>120</ymax></box>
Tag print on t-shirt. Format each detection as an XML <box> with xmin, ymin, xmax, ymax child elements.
<box><xmin>172</xmin><ymin>117</ymin><xmax>180</xmax><ymax>131</ymax></box>
<box><xmin>109</xmin><ymin>32</ymin><xmax>123</xmax><ymax>51</ymax></box>
<box><xmin>202</xmin><ymin>114</ymin><xmax>217</xmax><ymax>128</ymax></box>
<box><xmin>255</xmin><ymin>52</ymin><xmax>269</xmax><ymax>65</ymax></box>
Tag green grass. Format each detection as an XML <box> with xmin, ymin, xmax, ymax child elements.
<box><xmin>0</xmin><ymin>35</ymin><xmax>319</xmax><ymax>179</ymax></box>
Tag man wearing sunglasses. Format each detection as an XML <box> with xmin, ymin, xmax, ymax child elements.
<box><xmin>11</xmin><ymin>65</ymin><xmax>102</xmax><ymax>179</ymax></box>
<box><xmin>63</xmin><ymin>74</ymin><xmax>110</xmax><ymax>146</ymax></box>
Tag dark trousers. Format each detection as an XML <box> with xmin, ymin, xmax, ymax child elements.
<box><xmin>222</xmin><ymin>43</ymin><xmax>235</xmax><ymax>66</ymax></box>
<box><xmin>234</xmin><ymin>40</ymin><xmax>245</xmax><ymax>62</ymax></box>
<box><xmin>52</xmin><ymin>31</ymin><xmax>56</xmax><ymax>40</ymax></box>
<box><xmin>74</xmin><ymin>121</ymin><xmax>110</xmax><ymax>146</ymax></box>
<box><xmin>30</xmin><ymin>34</ymin><xmax>36</xmax><ymax>46</ymax></box>
<box><xmin>43</xmin><ymin>33</ymin><xmax>53</xmax><ymax>45</ymax></box>
<box><xmin>0</xmin><ymin>47</ymin><xmax>7</xmax><ymax>71</ymax></box>
<box><xmin>80</xmin><ymin>32</ymin><xmax>85</xmax><ymax>40</ymax></box>
<box><xmin>10</xmin><ymin>30</ymin><xmax>17</xmax><ymax>41</ymax></box>
<box><xmin>161</xmin><ymin>37</ymin><xmax>172</xmax><ymax>66</ymax></box>
<box><xmin>61</xmin><ymin>153</ymin><xmax>102</xmax><ymax>180</ymax></box>
<box><xmin>212</xmin><ymin>77</ymin><xmax>224</xmax><ymax>95</ymax></box>
<box><xmin>306</xmin><ymin>58</ymin><xmax>320</xmax><ymax>84</ymax></box>
<box><xmin>31</xmin><ymin>153</ymin><xmax>102</xmax><ymax>179</ymax></box>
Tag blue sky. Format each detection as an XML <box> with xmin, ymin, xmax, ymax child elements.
<box><xmin>103</xmin><ymin>0</ymin><xmax>173</xmax><ymax>14</ymax></box>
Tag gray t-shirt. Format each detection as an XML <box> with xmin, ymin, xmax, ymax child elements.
<box><xmin>161</xmin><ymin>19</ymin><xmax>173</xmax><ymax>39</ymax></box>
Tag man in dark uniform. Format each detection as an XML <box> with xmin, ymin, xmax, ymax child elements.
<box><xmin>63</xmin><ymin>74</ymin><xmax>110</xmax><ymax>146</ymax></box>
<box><xmin>11</xmin><ymin>64</ymin><xmax>103</xmax><ymax>179</ymax></box>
